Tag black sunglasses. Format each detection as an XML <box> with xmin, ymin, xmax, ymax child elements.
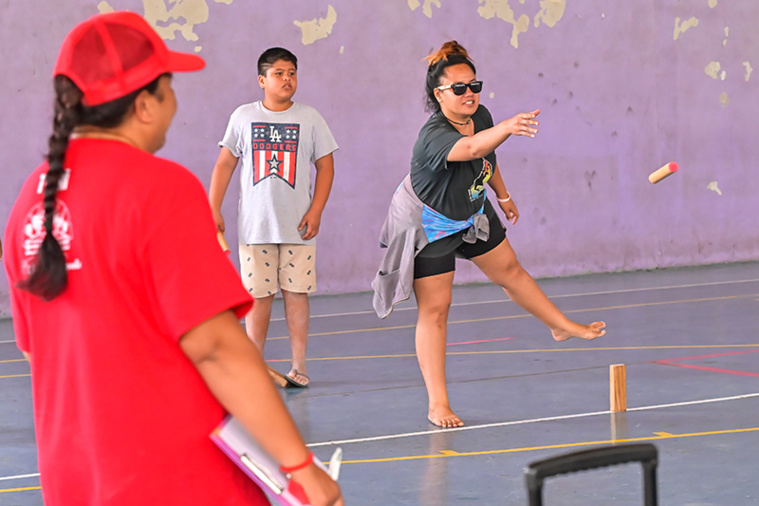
<box><xmin>436</xmin><ymin>81</ymin><xmax>483</xmax><ymax>95</ymax></box>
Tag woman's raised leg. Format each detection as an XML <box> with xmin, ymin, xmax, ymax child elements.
<box><xmin>471</xmin><ymin>237</ymin><xmax>606</xmax><ymax>341</ymax></box>
<box><xmin>413</xmin><ymin>271</ymin><xmax>464</xmax><ymax>427</ymax></box>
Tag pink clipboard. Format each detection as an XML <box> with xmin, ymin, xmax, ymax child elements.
<box><xmin>210</xmin><ymin>415</ymin><xmax>341</xmax><ymax>506</ymax></box>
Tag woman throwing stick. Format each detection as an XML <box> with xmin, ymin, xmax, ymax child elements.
<box><xmin>373</xmin><ymin>41</ymin><xmax>606</xmax><ymax>428</ymax></box>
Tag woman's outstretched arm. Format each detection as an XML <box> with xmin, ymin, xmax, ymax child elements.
<box><xmin>448</xmin><ymin>109</ymin><xmax>540</xmax><ymax>162</ymax></box>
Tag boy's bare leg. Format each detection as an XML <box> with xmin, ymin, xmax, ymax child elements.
<box><xmin>246</xmin><ymin>294</ymin><xmax>275</xmax><ymax>351</ymax></box>
<box><xmin>471</xmin><ymin>237</ymin><xmax>606</xmax><ymax>341</ymax></box>
<box><xmin>413</xmin><ymin>271</ymin><xmax>464</xmax><ymax>428</ymax></box>
<box><xmin>282</xmin><ymin>289</ymin><xmax>310</xmax><ymax>385</ymax></box>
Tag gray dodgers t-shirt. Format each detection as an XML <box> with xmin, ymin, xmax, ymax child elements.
<box><xmin>219</xmin><ymin>101</ymin><xmax>338</xmax><ymax>244</ymax></box>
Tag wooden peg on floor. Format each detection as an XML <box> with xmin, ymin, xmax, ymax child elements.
<box><xmin>267</xmin><ymin>366</ymin><xmax>290</xmax><ymax>388</ymax></box>
<box><xmin>610</xmin><ymin>364</ymin><xmax>627</xmax><ymax>412</ymax></box>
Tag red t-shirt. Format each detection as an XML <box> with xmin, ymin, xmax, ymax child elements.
<box><xmin>4</xmin><ymin>139</ymin><xmax>268</xmax><ymax>505</ymax></box>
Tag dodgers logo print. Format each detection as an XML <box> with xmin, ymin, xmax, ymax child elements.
<box><xmin>250</xmin><ymin>122</ymin><xmax>300</xmax><ymax>188</ymax></box>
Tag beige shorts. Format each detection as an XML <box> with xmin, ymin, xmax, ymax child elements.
<box><xmin>239</xmin><ymin>243</ymin><xmax>317</xmax><ymax>298</ymax></box>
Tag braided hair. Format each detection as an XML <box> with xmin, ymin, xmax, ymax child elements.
<box><xmin>423</xmin><ymin>40</ymin><xmax>477</xmax><ymax>113</ymax></box>
<box><xmin>17</xmin><ymin>75</ymin><xmax>162</xmax><ymax>301</ymax></box>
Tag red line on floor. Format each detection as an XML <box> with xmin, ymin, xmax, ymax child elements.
<box><xmin>655</xmin><ymin>361</ymin><xmax>759</xmax><ymax>377</ymax></box>
<box><xmin>656</xmin><ymin>349</ymin><xmax>759</xmax><ymax>362</ymax></box>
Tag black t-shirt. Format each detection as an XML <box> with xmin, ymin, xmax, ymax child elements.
<box><xmin>410</xmin><ymin>105</ymin><xmax>501</xmax><ymax>258</ymax></box>
<box><xmin>410</xmin><ymin>104</ymin><xmax>497</xmax><ymax>221</ymax></box>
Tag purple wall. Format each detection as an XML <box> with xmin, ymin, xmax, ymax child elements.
<box><xmin>2</xmin><ymin>1</ymin><xmax>758</xmax><ymax>317</ymax></box>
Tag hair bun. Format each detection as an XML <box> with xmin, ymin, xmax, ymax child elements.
<box><xmin>424</xmin><ymin>40</ymin><xmax>472</xmax><ymax>67</ymax></box>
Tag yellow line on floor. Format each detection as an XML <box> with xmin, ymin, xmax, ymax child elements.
<box><xmin>5</xmin><ymin>344</ymin><xmax>759</xmax><ymax>369</ymax></box>
<box><xmin>341</xmin><ymin>426</ymin><xmax>759</xmax><ymax>464</ymax></box>
<box><xmin>0</xmin><ymin>359</ymin><xmax>26</xmax><ymax>364</ymax></box>
<box><xmin>0</xmin><ymin>374</ymin><xmax>30</xmax><ymax>379</ymax></box>
<box><xmin>266</xmin><ymin>294</ymin><xmax>757</xmax><ymax>340</ymax></box>
<box><xmin>0</xmin><ymin>486</ymin><xmax>40</xmax><ymax>493</ymax></box>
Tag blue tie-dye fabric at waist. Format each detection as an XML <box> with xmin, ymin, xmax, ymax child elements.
<box><xmin>421</xmin><ymin>202</ymin><xmax>485</xmax><ymax>243</ymax></box>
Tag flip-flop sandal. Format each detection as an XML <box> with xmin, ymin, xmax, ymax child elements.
<box><xmin>285</xmin><ymin>369</ymin><xmax>310</xmax><ymax>388</ymax></box>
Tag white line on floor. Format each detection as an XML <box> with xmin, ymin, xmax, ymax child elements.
<box><xmin>307</xmin><ymin>392</ymin><xmax>759</xmax><ymax>447</ymax></box>
<box><xmin>0</xmin><ymin>473</ymin><xmax>39</xmax><ymax>481</ymax></box>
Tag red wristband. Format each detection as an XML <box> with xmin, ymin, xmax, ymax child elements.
<box><xmin>280</xmin><ymin>452</ymin><xmax>314</xmax><ymax>474</ymax></box>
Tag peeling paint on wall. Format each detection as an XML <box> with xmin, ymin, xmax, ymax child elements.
<box><xmin>678</xmin><ymin>4</ymin><xmax>748</xmax><ymax>109</ymax></box>
<box><xmin>705</xmin><ymin>61</ymin><xmax>721</xmax><ymax>79</ymax></box>
<box><xmin>294</xmin><ymin>5</ymin><xmax>337</xmax><ymax>45</ymax></box>
<box><xmin>534</xmin><ymin>0</ymin><xmax>566</xmax><ymax>28</ymax></box>
<box><xmin>707</xmin><ymin>181</ymin><xmax>722</xmax><ymax>195</ymax></box>
<box><xmin>673</xmin><ymin>16</ymin><xmax>699</xmax><ymax>40</ymax></box>
<box><xmin>478</xmin><ymin>0</ymin><xmax>566</xmax><ymax>49</ymax></box>
<box><xmin>143</xmin><ymin>0</ymin><xmax>211</xmax><ymax>43</ymax></box>
<box><xmin>408</xmin><ymin>0</ymin><xmax>441</xmax><ymax>18</ymax></box>
<box><xmin>97</xmin><ymin>0</ymin><xmax>232</xmax><ymax>50</ymax></box>
<box><xmin>478</xmin><ymin>0</ymin><xmax>529</xmax><ymax>48</ymax></box>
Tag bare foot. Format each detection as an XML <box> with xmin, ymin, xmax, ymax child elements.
<box><xmin>551</xmin><ymin>321</ymin><xmax>606</xmax><ymax>342</ymax></box>
<box><xmin>428</xmin><ymin>406</ymin><xmax>464</xmax><ymax>428</ymax></box>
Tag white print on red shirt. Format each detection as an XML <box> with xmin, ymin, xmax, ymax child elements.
<box><xmin>36</xmin><ymin>169</ymin><xmax>71</xmax><ymax>194</ymax></box>
<box><xmin>22</xmin><ymin>171</ymin><xmax>83</xmax><ymax>274</ymax></box>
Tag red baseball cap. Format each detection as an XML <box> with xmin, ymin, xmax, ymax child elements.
<box><xmin>53</xmin><ymin>11</ymin><xmax>205</xmax><ymax>106</ymax></box>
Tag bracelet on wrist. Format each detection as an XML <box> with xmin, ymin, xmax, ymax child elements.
<box><xmin>496</xmin><ymin>193</ymin><xmax>511</xmax><ymax>203</ymax></box>
<box><xmin>280</xmin><ymin>452</ymin><xmax>314</xmax><ymax>474</ymax></box>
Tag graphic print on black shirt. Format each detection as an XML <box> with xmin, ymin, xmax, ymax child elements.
<box><xmin>468</xmin><ymin>158</ymin><xmax>493</xmax><ymax>201</ymax></box>
<box><xmin>250</xmin><ymin>122</ymin><xmax>300</xmax><ymax>188</ymax></box>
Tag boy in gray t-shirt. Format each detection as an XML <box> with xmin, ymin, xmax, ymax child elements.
<box><xmin>209</xmin><ymin>47</ymin><xmax>338</xmax><ymax>387</ymax></box>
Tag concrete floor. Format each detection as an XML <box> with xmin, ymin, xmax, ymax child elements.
<box><xmin>2</xmin><ymin>261</ymin><xmax>758</xmax><ymax>504</ymax></box>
